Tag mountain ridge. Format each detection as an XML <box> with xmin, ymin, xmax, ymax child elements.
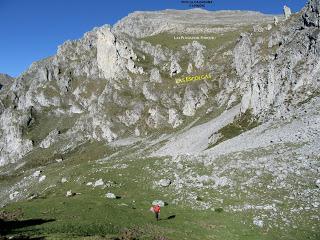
<box><xmin>0</xmin><ymin>2</ymin><xmax>319</xmax><ymax>238</ymax></box>
<box><xmin>0</xmin><ymin>1</ymin><xmax>318</xmax><ymax>166</ymax></box>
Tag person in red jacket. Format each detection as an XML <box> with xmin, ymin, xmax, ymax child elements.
<box><xmin>152</xmin><ymin>204</ymin><xmax>161</xmax><ymax>221</ymax></box>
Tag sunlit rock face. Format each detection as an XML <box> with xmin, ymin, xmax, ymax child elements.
<box><xmin>0</xmin><ymin>1</ymin><xmax>319</xmax><ymax>167</ymax></box>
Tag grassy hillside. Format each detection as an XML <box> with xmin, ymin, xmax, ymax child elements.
<box><xmin>1</xmin><ymin>140</ymin><xmax>319</xmax><ymax>240</ymax></box>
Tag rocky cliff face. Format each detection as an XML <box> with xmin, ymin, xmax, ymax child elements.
<box><xmin>0</xmin><ymin>73</ymin><xmax>14</xmax><ymax>89</ymax></box>
<box><xmin>0</xmin><ymin>1</ymin><xmax>319</xmax><ymax>168</ymax></box>
<box><xmin>113</xmin><ymin>9</ymin><xmax>276</xmax><ymax>38</ymax></box>
<box><xmin>235</xmin><ymin>0</ymin><xmax>320</xmax><ymax>119</ymax></box>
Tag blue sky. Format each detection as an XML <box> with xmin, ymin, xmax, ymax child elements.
<box><xmin>0</xmin><ymin>0</ymin><xmax>307</xmax><ymax>77</ymax></box>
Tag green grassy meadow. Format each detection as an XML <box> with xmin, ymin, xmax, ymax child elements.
<box><xmin>1</xmin><ymin>141</ymin><xmax>318</xmax><ymax>240</ymax></box>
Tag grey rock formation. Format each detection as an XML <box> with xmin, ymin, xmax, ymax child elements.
<box><xmin>106</xmin><ymin>192</ymin><xmax>116</xmax><ymax>199</ymax></box>
<box><xmin>233</xmin><ymin>34</ymin><xmax>253</xmax><ymax>78</ymax></box>
<box><xmin>316</xmin><ymin>179</ymin><xmax>320</xmax><ymax>188</ymax></box>
<box><xmin>139</xmin><ymin>41</ymin><xmax>167</xmax><ymax>65</ymax></box>
<box><xmin>39</xmin><ymin>129</ymin><xmax>60</xmax><ymax>148</ymax></box>
<box><xmin>94</xmin><ymin>179</ymin><xmax>104</xmax><ymax>187</ymax></box>
<box><xmin>283</xmin><ymin>5</ymin><xmax>292</xmax><ymax>20</ymax></box>
<box><xmin>9</xmin><ymin>191</ymin><xmax>19</xmax><ymax>200</ymax></box>
<box><xmin>118</xmin><ymin>104</ymin><xmax>144</xmax><ymax>127</ymax></box>
<box><xmin>303</xmin><ymin>0</ymin><xmax>320</xmax><ymax>27</ymax></box>
<box><xmin>158</xmin><ymin>179</ymin><xmax>171</xmax><ymax>187</ymax></box>
<box><xmin>182</xmin><ymin>41</ymin><xmax>205</xmax><ymax>69</ymax></box>
<box><xmin>149</xmin><ymin>68</ymin><xmax>162</xmax><ymax>83</ymax></box>
<box><xmin>143</xmin><ymin>83</ymin><xmax>158</xmax><ymax>101</ymax></box>
<box><xmin>253</xmin><ymin>25</ymin><xmax>264</xmax><ymax>33</ymax></box>
<box><xmin>96</xmin><ymin>26</ymin><xmax>119</xmax><ymax>79</ymax></box>
<box><xmin>66</xmin><ymin>190</ymin><xmax>76</xmax><ymax>197</ymax></box>
<box><xmin>208</xmin><ymin>132</ymin><xmax>223</xmax><ymax>146</ymax></box>
<box><xmin>146</xmin><ymin>107</ymin><xmax>166</xmax><ymax>128</ymax></box>
<box><xmin>187</xmin><ymin>63</ymin><xmax>193</xmax><ymax>74</ymax></box>
<box><xmin>253</xmin><ymin>217</ymin><xmax>264</xmax><ymax>228</ymax></box>
<box><xmin>168</xmin><ymin>108</ymin><xmax>182</xmax><ymax>128</ymax></box>
<box><xmin>233</xmin><ymin>3</ymin><xmax>320</xmax><ymax>117</ymax></box>
<box><xmin>0</xmin><ymin>73</ymin><xmax>14</xmax><ymax>91</ymax></box>
<box><xmin>170</xmin><ymin>57</ymin><xmax>182</xmax><ymax>77</ymax></box>
<box><xmin>0</xmin><ymin>1</ymin><xmax>319</xmax><ymax>172</ymax></box>
<box><xmin>182</xmin><ymin>85</ymin><xmax>207</xmax><ymax>116</ymax></box>
<box><xmin>266</xmin><ymin>24</ymin><xmax>272</xmax><ymax>31</ymax></box>
<box><xmin>38</xmin><ymin>175</ymin><xmax>46</xmax><ymax>182</ymax></box>
<box><xmin>0</xmin><ymin>109</ymin><xmax>33</xmax><ymax>166</ymax></box>
<box><xmin>113</xmin><ymin>9</ymin><xmax>276</xmax><ymax>38</ymax></box>
<box><xmin>32</xmin><ymin>170</ymin><xmax>42</xmax><ymax>178</ymax></box>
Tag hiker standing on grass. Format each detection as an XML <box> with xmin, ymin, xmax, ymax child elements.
<box><xmin>152</xmin><ymin>204</ymin><xmax>161</xmax><ymax>221</ymax></box>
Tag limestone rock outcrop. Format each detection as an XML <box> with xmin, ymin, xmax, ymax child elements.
<box><xmin>235</xmin><ymin>1</ymin><xmax>320</xmax><ymax>117</ymax></box>
<box><xmin>0</xmin><ymin>1</ymin><xmax>319</xmax><ymax>167</ymax></box>
<box><xmin>283</xmin><ymin>5</ymin><xmax>292</xmax><ymax>20</ymax></box>
<box><xmin>0</xmin><ymin>73</ymin><xmax>14</xmax><ymax>91</ymax></box>
<box><xmin>303</xmin><ymin>0</ymin><xmax>320</xmax><ymax>27</ymax></box>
